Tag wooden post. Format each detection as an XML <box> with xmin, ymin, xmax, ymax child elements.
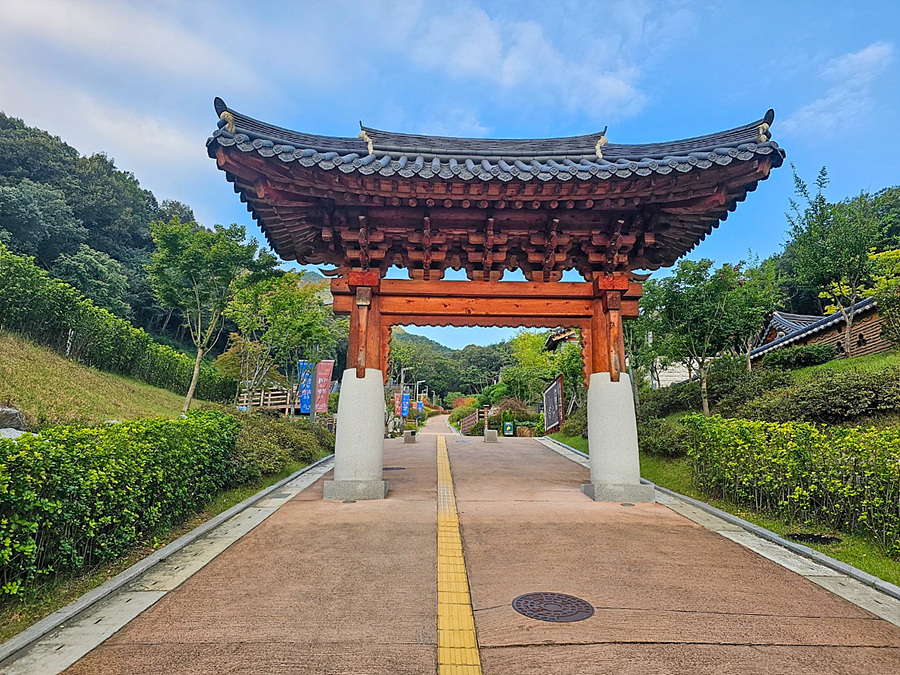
<box><xmin>355</xmin><ymin>287</ymin><xmax>371</xmax><ymax>378</ymax></box>
<box><xmin>605</xmin><ymin>290</ymin><xmax>623</xmax><ymax>383</ymax></box>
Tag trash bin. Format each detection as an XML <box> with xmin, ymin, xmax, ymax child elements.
<box><xmin>502</xmin><ymin>421</ymin><xmax>515</xmax><ymax>436</ymax></box>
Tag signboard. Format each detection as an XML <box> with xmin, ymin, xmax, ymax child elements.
<box><xmin>401</xmin><ymin>388</ymin><xmax>410</xmax><ymax>417</ymax></box>
<box><xmin>542</xmin><ymin>376</ymin><xmax>565</xmax><ymax>433</ymax></box>
<box><xmin>502</xmin><ymin>421</ymin><xmax>515</xmax><ymax>436</ymax></box>
<box><xmin>314</xmin><ymin>360</ymin><xmax>334</xmax><ymax>413</ymax></box>
<box><xmin>297</xmin><ymin>360</ymin><xmax>314</xmax><ymax>414</ymax></box>
<box><xmin>394</xmin><ymin>393</ymin><xmax>402</xmax><ymax>417</ymax></box>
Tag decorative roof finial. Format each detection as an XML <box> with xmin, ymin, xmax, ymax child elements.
<box><xmin>358</xmin><ymin>129</ymin><xmax>374</xmax><ymax>155</ymax></box>
<box><xmin>595</xmin><ymin>134</ymin><xmax>608</xmax><ymax>159</ymax></box>
<box><xmin>219</xmin><ymin>110</ymin><xmax>235</xmax><ymax>135</ymax></box>
<box><xmin>757</xmin><ymin>122</ymin><xmax>770</xmax><ymax>143</ymax></box>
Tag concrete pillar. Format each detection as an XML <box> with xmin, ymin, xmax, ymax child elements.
<box><xmin>581</xmin><ymin>372</ymin><xmax>655</xmax><ymax>502</ymax></box>
<box><xmin>323</xmin><ymin>368</ymin><xmax>389</xmax><ymax>500</ymax></box>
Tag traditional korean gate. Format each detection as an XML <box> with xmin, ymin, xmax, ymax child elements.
<box><xmin>208</xmin><ymin>98</ymin><xmax>784</xmax><ymax>501</ymax></box>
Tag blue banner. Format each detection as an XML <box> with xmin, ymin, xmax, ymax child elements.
<box><xmin>417</xmin><ymin>400</ymin><xmax>423</xmax><ymax>413</ymax></box>
<box><xmin>401</xmin><ymin>389</ymin><xmax>410</xmax><ymax>417</ymax></box>
<box><xmin>298</xmin><ymin>360</ymin><xmax>314</xmax><ymax>414</ymax></box>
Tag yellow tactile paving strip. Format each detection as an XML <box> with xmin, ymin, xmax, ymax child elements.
<box><xmin>436</xmin><ymin>434</ymin><xmax>483</xmax><ymax>675</ymax></box>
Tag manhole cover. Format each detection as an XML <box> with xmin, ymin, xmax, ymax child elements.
<box><xmin>512</xmin><ymin>592</ymin><xmax>595</xmax><ymax>622</ymax></box>
<box><xmin>786</xmin><ymin>533</ymin><xmax>842</xmax><ymax>545</ymax></box>
<box><xmin>383</xmin><ymin>467</ymin><xmax>406</xmax><ymax>471</ymax></box>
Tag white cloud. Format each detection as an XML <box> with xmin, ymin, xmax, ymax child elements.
<box><xmin>782</xmin><ymin>42</ymin><xmax>895</xmax><ymax>138</ymax></box>
<box><xmin>0</xmin><ymin>0</ymin><xmax>255</xmax><ymax>85</ymax></box>
<box><xmin>409</xmin><ymin>3</ymin><xmax>669</xmax><ymax>121</ymax></box>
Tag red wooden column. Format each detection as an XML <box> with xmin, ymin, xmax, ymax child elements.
<box><xmin>345</xmin><ymin>271</ymin><xmax>382</xmax><ymax>379</ymax></box>
<box><xmin>588</xmin><ymin>275</ymin><xmax>634</xmax><ymax>383</ymax></box>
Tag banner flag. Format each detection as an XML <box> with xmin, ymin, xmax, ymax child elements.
<box><xmin>314</xmin><ymin>360</ymin><xmax>334</xmax><ymax>413</ymax></box>
<box><xmin>298</xmin><ymin>360</ymin><xmax>313</xmax><ymax>414</ymax></box>
<box><xmin>417</xmin><ymin>400</ymin><xmax>423</xmax><ymax>412</ymax></box>
<box><xmin>394</xmin><ymin>393</ymin><xmax>402</xmax><ymax>416</ymax></box>
<box><xmin>401</xmin><ymin>388</ymin><xmax>410</xmax><ymax>417</ymax></box>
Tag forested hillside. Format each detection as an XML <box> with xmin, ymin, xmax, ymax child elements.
<box><xmin>0</xmin><ymin>112</ymin><xmax>199</xmax><ymax>340</ymax></box>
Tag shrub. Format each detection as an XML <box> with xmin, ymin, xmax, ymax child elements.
<box><xmin>451</xmin><ymin>397</ymin><xmax>476</xmax><ymax>409</ymax></box>
<box><xmin>637</xmin><ymin>417</ymin><xmax>695</xmax><ymax>458</ymax></box>
<box><xmin>560</xmin><ymin>407</ymin><xmax>587</xmax><ymax>437</ymax></box>
<box><xmin>762</xmin><ymin>344</ymin><xmax>837</xmax><ymax>370</ymax></box>
<box><xmin>0</xmin><ymin>245</ymin><xmax>236</xmax><ymax>402</ymax></box>
<box><xmin>230</xmin><ymin>412</ymin><xmax>328</xmax><ymax>482</ymax></box>
<box><xmin>0</xmin><ymin>411</ymin><xmax>241</xmax><ymax>595</ymax></box>
<box><xmin>733</xmin><ymin>366</ymin><xmax>900</xmax><ymax>424</ymax></box>
<box><xmin>639</xmin><ymin>380</ymin><xmax>701</xmax><ymax>420</ymax></box>
<box><xmin>449</xmin><ymin>404</ymin><xmax>476</xmax><ymax>425</ymax></box>
<box><xmin>683</xmin><ymin>414</ymin><xmax>900</xmax><ymax>554</ymax></box>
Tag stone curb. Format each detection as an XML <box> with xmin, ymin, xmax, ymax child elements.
<box><xmin>0</xmin><ymin>454</ymin><xmax>334</xmax><ymax>667</ymax></box>
<box><xmin>538</xmin><ymin>436</ymin><xmax>900</xmax><ymax>604</ymax></box>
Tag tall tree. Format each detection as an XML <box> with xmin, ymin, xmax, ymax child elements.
<box><xmin>147</xmin><ymin>217</ymin><xmax>276</xmax><ymax>412</ymax></box>
<box><xmin>51</xmin><ymin>244</ymin><xmax>130</xmax><ymax>316</ymax></box>
<box><xmin>641</xmin><ymin>259</ymin><xmax>767</xmax><ymax>415</ymax></box>
<box><xmin>786</xmin><ymin>168</ymin><xmax>881</xmax><ymax>356</ymax></box>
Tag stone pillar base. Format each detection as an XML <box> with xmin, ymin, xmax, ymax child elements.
<box><xmin>324</xmin><ymin>480</ymin><xmax>389</xmax><ymax>501</ymax></box>
<box><xmin>581</xmin><ymin>482</ymin><xmax>655</xmax><ymax>503</ymax></box>
<box><xmin>585</xmin><ymin>372</ymin><xmax>651</xmax><ymax>502</ymax></box>
<box><xmin>331</xmin><ymin>368</ymin><xmax>387</xmax><ymax>500</ymax></box>
<box><xmin>484</xmin><ymin>430</ymin><xmax>498</xmax><ymax>442</ymax></box>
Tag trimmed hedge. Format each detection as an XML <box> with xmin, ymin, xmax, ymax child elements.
<box><xmin>0</xmin><ymin>245</ymin><xmax>236</xmax><ymax>402</ymax></box>
<box><xmin>0</xmin><ymin>411</ymin><xmax>240</xmax><ymax>595</ymax></box>
<box><xmin>761</xmin><ymin>344</ymin><xmax>836</xmax><ymax>370</ymax></box>
<box><xmin>730</xmin><ymin>366</ymin><xmax>900</xmax><ymax>424</ymax></box>
<box><xmin>684</xmin><ymin>414</ymin><xmax>900</xmax><ymax>554</ymax></box>
<box><xmin>0</xmin><ymin>410</ymin><xmax>331</xmax><ymax>596</ymax></box>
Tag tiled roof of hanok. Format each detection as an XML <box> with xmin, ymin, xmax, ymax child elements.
<box><xmin>207</xmin><ymin>98</ymin><xmax>785</xmax><ymax>277</ymax></box>
<box><xmin>208</xmin><ymin>98</ymin><xmax>783</xmax><ymax>184</ymax></box>
<box><xmin>750</xmin><ymin>298</ymin><xmax>878</xmax><ymax>360</ymax></box>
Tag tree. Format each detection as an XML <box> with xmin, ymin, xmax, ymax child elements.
<box><xmin>0</xmin><ymin>180</ymin><xmax>86</xmax><ymax>266</ymax></box>
<box><xmin>868</xmin><ymin>249</ymin><xmax>900</xmax><ymax>348</ymax></box>
<box><xmin>261</xmin><ymin>273</ymin><xmax>338</xmax><ymax>417</ymax></box>
<box><xmin>786</xmin><ymin>167</ymin><xmax>881</xmax><ymax>356</ymax></box>
<box><xmin>51</xmin><ymin>244</ymin><xmax>130</xmax><ymax>316</ymax></box>
<box><xmin>147</xmin><ymin>217</ymin><xmax>276</xmax><ymax>412</ymax></box>
<box><xmin>641</xmin><ymin>259</ymin><xmax>770</xmax><ymax>415</ymax></box>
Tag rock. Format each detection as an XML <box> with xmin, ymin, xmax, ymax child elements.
<box><xmin>0</xmin><ymin>407</ymin><xmax>24</xmax><ymax>430</ymax></box>
<box><xmin>0</xmin><ymin>428</ymin><xmax>27</xmax><ymax>439</ymax></box>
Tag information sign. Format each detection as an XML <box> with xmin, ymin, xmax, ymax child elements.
<box><xmin>542</xmin><ymin>376</ymin><xmax>565</xmax><ymax>433</ymax></box>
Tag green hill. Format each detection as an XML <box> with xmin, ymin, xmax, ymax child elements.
<box><xmin>0</xmin><ymin>332</ymin><xmax>199</xmax><ymax>429</ymax></box>
<box><xmin>392</xmin><ymin>328</ymin><xmax>455</xmax><ymax>356</ymax></box>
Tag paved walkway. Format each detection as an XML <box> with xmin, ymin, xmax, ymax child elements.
<box><xmin>44</xmin><ymin>416</ymin><xmax>900</xmax><ymax>673</ymax></box>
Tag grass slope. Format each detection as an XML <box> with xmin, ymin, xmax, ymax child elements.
<box><xmin>0</xmin><ymin>332</ymin><xmax>198</xmax><ymax>429</ymax></box>
<box><xmin>793</xmin><ymin>348</ymin><xmax>900</xmax><ymax>381</ymax></box>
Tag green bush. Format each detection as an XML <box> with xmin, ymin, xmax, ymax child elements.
<box><xmin>683</xmin><ymin>414</ymin><xmax>900</xmax><ymax>554</ymax></box>
<box><xmin>230</xmin><ymin>413</ymin><xmax>330</xmax><ymax>482</ymax></box>
<box><xmin>762</xmin><ymin>344</ymin><xmax>837</xmax><ymax>370</ymax></box>
<box><xmin>560</xmin><ymin>407</ymin><xmax>587</xmax><ymax>437</ymax></box>
<box><xmin>0</xmin><ymin>245</ymin><xmax>236</xmax><ymax>402</ymax></box>
<box><xmin>639</xmin><ymin>380</ymin><xmax>701</xmax><ymax>420</ymax></box>
<box><xmin>0</xmin><ymin>411</ymin><xmax>241</xmax><ymax>595</ymax></box>
<box><xmin>733</xmin><ymin>366</ymin><xmax>900</xmax><ymax>424</ymax></box>
<box><xmin>449</xmin><ymin>404</ymin><xmax>476</xmax><ymax>425</ymax></box>
<box><xmin>637</xmin><ymin>417</ymin><xmax>695</xmax><ymax>458</ymax></box>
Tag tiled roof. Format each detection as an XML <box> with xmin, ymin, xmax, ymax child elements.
<box><xmin>750</xmin><ymin>298</ymin><xmax>878</xmax><ymax>360</ymax></box>
<box><xmin>208</xmin><ymin>98</ymin><xmax>784</xmax><ymax>183</ymax></box>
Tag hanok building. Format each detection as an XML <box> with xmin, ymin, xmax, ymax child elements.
<box><xmin>208</xmin><ymin>98</ymin><xmax>784</xmax><ymax>501</ymax></box>
<box><xmin>751</xmin><ymin>297</ymin><xmax>892</xmax><ymax>363</ymax></box>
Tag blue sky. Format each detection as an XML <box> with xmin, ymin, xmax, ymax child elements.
<box><xmin>2</xmin><ymin>1</ymin><xmax>898</xmax><ymax>349</ymax></box>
